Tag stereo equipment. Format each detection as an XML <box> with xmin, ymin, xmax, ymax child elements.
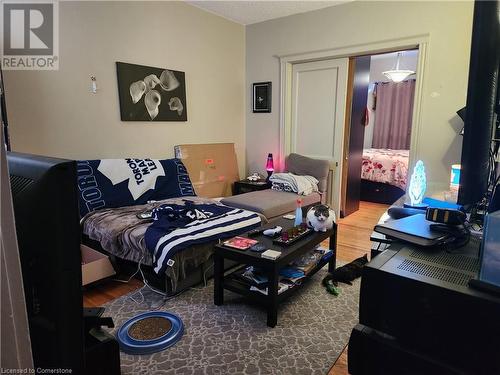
<box><xmin>350</xmin><ymin>242</ymin><xmax>500</xmax><ymax>374</ymax></box>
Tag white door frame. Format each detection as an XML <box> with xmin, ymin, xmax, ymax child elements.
<box><xmin>278</xmin><ymin>34</ymin><xmax>429</xmax><ymax>206</ymax></box>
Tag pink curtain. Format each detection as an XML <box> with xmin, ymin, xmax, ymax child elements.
<box><xmin>372</xmin><ymin>80</ymin><xmax>415</xmax><ymax>150</ymax></box>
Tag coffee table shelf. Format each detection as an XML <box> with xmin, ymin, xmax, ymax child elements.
<box><xmin>214</xmin><ymin>218</ymin><xmax>337</xmax><ymax>327</ymax></box>
<box><xmin>224</xmin><ymin>255</ymin><xmax>333</xmax><ymax>303</ymax></box>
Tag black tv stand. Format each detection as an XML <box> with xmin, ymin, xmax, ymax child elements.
<box><xmin>348</xmin><ymin>240</ymin><xmax>500</xmax><ymax>374</ymax></box>
<box><xmin>83</xmin><ymin>308</ymin><xmax>121</xmax><ymax>375</ymax></box>
<box><xmin>469</xmin><ymin>278</ymin><xmax>500</xmax><ymax>297</ymax></box>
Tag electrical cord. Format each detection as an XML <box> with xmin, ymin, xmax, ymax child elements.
<box><xmin>111</xmin><ymin>254</ymin><xmax>144</xmax><ymax>284</ymax></box>
<box><xmin>122</xmin><ymin>254</ymin><xmax>167</xmax><ymax>307</ymax></box>
<box><xmin>489</xmin><ymin>158</ymin><xmax>496</xmax><ymax>191</ymax></box>
<box><xmin>431</xmin><ymin>216</ymin><xmax>471</xmax><ymax>252</ymax></box>
<box><xmin>110</xmin><ymin>252</ymin><xmax>170</xmax><ymax>305</ymax></box>
<box><xmin>189</xmin><ymin>262</ymin><xmax>216</xmax><ymax>291</ymax></box>
<box><xmin>485</xmin><ymin>145</ymin><xmax>499</xmax><ymax>211</ymax></box>
<box><xmin>113</xmin><ymin>252</ymin><xmax>215</xmax><ymax>308</ymax></box>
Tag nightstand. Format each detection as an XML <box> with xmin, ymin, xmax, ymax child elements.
<box><xmin>233</xmin><ymin>179</ymin><xmax>271</xmax><ymax>195</ymax></box>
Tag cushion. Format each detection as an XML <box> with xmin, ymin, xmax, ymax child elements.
<box><xmin>221</xmin><ymin>189</ymin><xmax>321</xmax><ymax>220</ymax></box>
<box><xmin>286</xmin><ymin>153</ymin><xmax>330</xmax><ymax>193</ymax></box>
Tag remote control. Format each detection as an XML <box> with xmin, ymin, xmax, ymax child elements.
<box><xmin>136</xmin><ymin>211</ymin><xmax>153</xmax><ymax>220</ymax></box>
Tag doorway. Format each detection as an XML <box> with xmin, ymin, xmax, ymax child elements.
<box><xmin>279</xmin><ymin>37</ymin><xmax>426</xmax><ymax>219</ymax></box>
<box><xmin>341</xmin><ymin>49</ymin><xmax>419</xmax><ymax>217</ymax></box>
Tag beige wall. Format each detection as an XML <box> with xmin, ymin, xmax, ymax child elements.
<box><xmin>3</xmin><ymin>1</ymin><xmax>246</xmax><ymax>175</ymax></box>
<box><xmin>246</xmin><ymin>1</ymin><xmax>473</xmax><ymax>192</ymax></box>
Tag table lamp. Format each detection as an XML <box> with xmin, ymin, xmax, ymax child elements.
<box><xmin>266</xmin><ymin>153</ymin><xmax>274</xmax><ymax>181</ymax></box>
<box><xmin>404</xmin><ymin>160</ymin><xmax>428</xmax><ymax>209</ymax></box>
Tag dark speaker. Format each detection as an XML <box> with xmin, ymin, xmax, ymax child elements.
<box><xmin>458</xmin><ymin>0</ymin><xmax>500</xmax><ymax>205</ymax></box>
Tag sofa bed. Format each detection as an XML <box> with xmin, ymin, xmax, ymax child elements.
<box><xmin>78</xmin><ymin>158</ymin><xmax>263</xmax><ymax>293</ymax></box>
<box><xmin>79</xmin><ymin>153</ymin><xmax>330</xmax><ymax>294</ymax></box>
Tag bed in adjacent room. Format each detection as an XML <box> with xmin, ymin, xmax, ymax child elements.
<box><xmin>360</xmin><ymin>148</ymin><xmax>409</xmax><ymax>204</ymax></box>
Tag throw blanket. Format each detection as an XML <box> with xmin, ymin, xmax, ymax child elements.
<box><xmin>81</xmin><ymin>197</ymin><xmax>256</xmax><ymax>292</ymax></box>
<box><xmin>145</xmin><ymin>201</ymin><xmax>261</xmax><ymax>274</ymax></box>
<box><xmin>77</xmin><ymin>158</ymin><xmax>195</xmax><ymax>217</ymax></box>
<box><xmin>270</xmin><ymin>173</ymin><xmax>319</xmax><ymax>195</ymax></box>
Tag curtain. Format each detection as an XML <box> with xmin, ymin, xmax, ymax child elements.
<box><xmin>372</xmin><ymin>79</ymin><xmax>415</xmax><ymax>150</ymax></box>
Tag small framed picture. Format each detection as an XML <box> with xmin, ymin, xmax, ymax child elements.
<box><xmin>253</xmin><ymin>82</ymin><xmax>272</xmax><ymax>113</ymax></box>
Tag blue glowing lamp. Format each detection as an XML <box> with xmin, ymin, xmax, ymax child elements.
<box><xmin>404</xmin><ymin>160</ymin><xmax>428</xmax><ymax>209</ymax></box>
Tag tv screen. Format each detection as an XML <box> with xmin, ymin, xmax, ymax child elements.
<box><xmin>458</xmin><ymin>0</ymin><xmax>500</xmax><ymax>206</ymax></box>
<box><xmin>7</xmin><ymin>152</ymin><xmax>84</xmax><ymax>372</ymax></box>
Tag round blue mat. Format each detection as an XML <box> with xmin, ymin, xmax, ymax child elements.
<box><xmin>117</xmin><ymin>311</ymin><xmax>184</xmax><ymax>355</ymax></box>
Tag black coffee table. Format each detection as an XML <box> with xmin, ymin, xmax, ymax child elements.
<box><xmin>213</xmin><ymin>218</ymin><xmax>337</xmax><ymax>327</ymax></box>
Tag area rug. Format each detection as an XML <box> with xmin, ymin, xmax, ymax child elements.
<box><xmin>103</xmin><ymin>267</ymin><xmax>360</xmax><ymax>375</ymax></box>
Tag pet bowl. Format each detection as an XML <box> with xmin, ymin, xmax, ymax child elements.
<box><xmin>117</xmin><ymin>311</ymin><xmax>184</xmax><ymax>354</ymax></box>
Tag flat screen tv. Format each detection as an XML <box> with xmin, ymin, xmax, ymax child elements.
<box><xmin>458</xmin><ymin>0</ymin><xmax>500</xmax><ymax>206</ymax></box>
<box><xmin>7</xmin><ymin>152</ymin><xmax>84</xmax><ymax>372</ymax></box>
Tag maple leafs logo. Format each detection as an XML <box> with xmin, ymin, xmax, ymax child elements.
<box><xmin>97</xmin><ymin>159</ymin><xmax>165</xmax><ymax>200</ymax></box>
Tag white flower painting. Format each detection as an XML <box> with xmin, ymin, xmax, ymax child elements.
<box><xmin>117</xmin><ymin>62</ymin><xmax>187</xmax><ymax>122</ymax></box>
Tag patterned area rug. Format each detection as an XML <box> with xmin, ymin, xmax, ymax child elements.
<box><xmin>104</xmin><ymin>267</ymin><xmax>360</xmax><ymax>375</ymax></box>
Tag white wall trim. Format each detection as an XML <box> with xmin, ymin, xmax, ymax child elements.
<box><xmin>408</xmin><ymin>40</ymin><xmax>428</xmax><ymax>183</ymax></box>
<box><xmin>276</xmin><ymin>34</ymin><xmax>429</xmax><ymax>62</ymax></box>
<box><xmin>278</xmin><ymin>33</ymin><xmax>430</xmax><ymax>196</ymax></box>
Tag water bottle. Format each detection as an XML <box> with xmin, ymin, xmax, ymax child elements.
<box><xmin>294</xmin><ymin>199</ymin><xmax>303</xmax><ymax>227</ymax></box>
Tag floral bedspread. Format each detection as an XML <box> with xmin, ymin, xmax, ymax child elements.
<box><xmin>361</xmin><ymin>148</ymin><xmax>409</xmax><ymax>190</ymax></box>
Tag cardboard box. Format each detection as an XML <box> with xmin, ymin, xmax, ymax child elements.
<box><xmin>81</xmin><ymin>244</ymin><xmax>116</xmax><ymax>286</ymax></box>
<box><xmin>174</xmin><ymin>143</ymin><xmax>240</xmax><ymax>198</ymax></box>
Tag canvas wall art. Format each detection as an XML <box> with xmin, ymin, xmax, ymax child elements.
<box><xmin>116</xmin><ymin>62</ymin><xmax>187</xmax><ymax>122</ymax></box>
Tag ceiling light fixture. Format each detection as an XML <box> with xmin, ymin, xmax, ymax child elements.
<box><xmin>383</xmin><ymin>52</ymin><xmax>415</xmax><ymax>83</ymax></box>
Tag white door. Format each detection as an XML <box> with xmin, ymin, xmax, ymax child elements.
<box><xmin>290</xmin><ymin>58</ymin><xmax>349</xmax><ymax>217</ymax></box>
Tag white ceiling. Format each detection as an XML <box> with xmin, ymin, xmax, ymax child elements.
<box><xmin>186</xmin><ymin>1</ymin><xmax>352</xmax><ymax>25</ymax></box>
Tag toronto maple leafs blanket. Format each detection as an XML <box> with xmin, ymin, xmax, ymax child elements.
<box><xmin>77</xmin><ymin>158</ymin><xmax>195</xmax><ymax>217</ymax></box>
<box><xmin>82</xmin><ymin>197</ymin><xmax>254</xmax><ymax>292</ymax></box>
<box><xmin>145</xmin><ymin>201</ymin><xmax>261</xmax><ymax>274</ymax></box>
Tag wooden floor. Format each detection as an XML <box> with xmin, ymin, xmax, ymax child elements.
<box><xmin>83</xmin><ymin>277</ymin><xmax>143</xmax><ymax>307</ymax></box>
<box><xmin>83</xmin><ymin>200</ymin><xmax>388</xmax><ymax>374</ymax></box>
<box><xmin>335</xmin><ymin>201</ymin><xmax>388</xmax><ymax>263</ymax></box>
<box><xmin>327</xmin><ymin>201</ymin><xmax>388</xmax><ymax>375</ymax></box>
